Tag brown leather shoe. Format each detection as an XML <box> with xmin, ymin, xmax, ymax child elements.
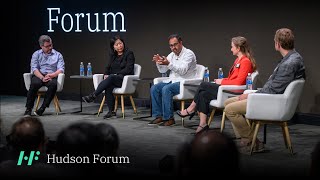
<box><xmin>158</xmin><ymin>118</ymin><xmax>175</xmax><ymax>127</ymax></box>
<box><xmin>148</xmin><ymin>117</ymin><xmax>163</xmax><ymax>126</ymax></box>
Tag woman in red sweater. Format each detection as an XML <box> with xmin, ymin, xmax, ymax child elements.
<box><xmin>177</xmin><ymin>36</ymin><xmax>257</xmax><ymax>134</ymax></box>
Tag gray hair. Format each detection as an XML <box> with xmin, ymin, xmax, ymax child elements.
<box><xmin>38</xmin><ymin>35</ymin><xmax>52</xmax><ymax>46</ymax></box>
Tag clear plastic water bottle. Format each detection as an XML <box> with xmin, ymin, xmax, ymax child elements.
<box><xmin>80</xmin><ymin>62</ymin><xmax>85</xmax><ymax>76</ymax></box>
<box><xmin>246</xmin><ymin>73</ymin><xmax>253</xmax><ymax>90</ymax></box>
<box><xmin>203</xmin><ymin>67</ymin><xmax>210</xmax><ymax>82</ymax></box>
<box><xmin>218</xmin><ymin>68</ymin><xmax>224</xmax><ymax>79</ymax></box>
<box><xmin>87</xmin><ymin>62</ymin><xmax>92</xmax><ymax>77</ymax></box>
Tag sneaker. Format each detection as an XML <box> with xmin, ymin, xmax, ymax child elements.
<box><xmin>158</xmin><ymin>118</ymin><xmax>175</xmax><ymax>127</ymax></box>
<box><xmin>34</xmin><ymin>107</ymin><xmax>45</xmax><ymax>116</ymax></box>
<box><xmin>239</xmin><ymin>140</ymin><xmax>265</xmax><ymax>155</ymax></box>
<box><xmin>82</xmin><ymin>93</ymin><xmax>96</xmax><ymax>103</ymax></box>
<box><xmin>103</xmin><ymin>111</ymin><xmax>116</xmax><ymax>119</ymax></box>
<box><xmin>24</xmin><ymin>109</ymin><xmax>32</xmax><ymax>116</ymax></box>
<box><xmin>148</xmin><ymin>117</ymin><xmax>163</xmax><ymax>126</ymax></box>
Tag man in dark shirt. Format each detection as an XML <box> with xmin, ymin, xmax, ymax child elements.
<box><xmin>224</xmin><ymin>28</ymin><xmax>305</xmax><ymax>152</ymax></box>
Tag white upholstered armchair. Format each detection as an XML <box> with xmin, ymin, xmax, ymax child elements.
<box><xmin>208</xmin><ymin>71</ymin><xmax>259</xmax><ymax>132</ymax></box>
<box><xmin>245</xmin><ymin>79</ymin><xmax>305</xmax><ymax>155</ymax></box>
<box><xmin>93</xmin><ymin>64</ymin><xmax>141</xmax><ymax>118</ymax></box>
<box><xmin>23</xmin><ymin>73</ymin><xmax>65</xmax><ymax>115</ymax></box>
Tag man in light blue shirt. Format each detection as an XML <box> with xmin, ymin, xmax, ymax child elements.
<box><xmin>24</xmin><ymin>35</ymin><xmax>65</xmax><ymax>116</ymax></box>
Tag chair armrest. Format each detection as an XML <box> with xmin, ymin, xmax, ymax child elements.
<box><xmin>246</xmin><ymin>93</ymin><xmax>287</xmax><ymax>120</ymax></box>
<box><xmin>174</xmin><ymin>78</ymin><xmax>203</xmax><ymax>99</ymax></box>
<box><xmin>57</xmin><ymin>73</ymin><xmax>65</xmax><ymax>92</ymax></box>
<box><xmin>93</xmin><ymin>74</ymin><xmax>104</xmax><ymax>90</ymax></box>
<box><xmin>214</xmin><ymin>85</ymin><xmax>246</xmax><ymax>107</ymax></box>
<box><xmin>118</xmin><ymin>75</ymin><xmax>140</xmax><ymax>94</ymax></box>
<box><xmin>23</xmin><ymin>73</ymin><xmax>32</xmax><ymax>90</ymax></box>
<box><xmin>153</xmin><ymin>77</ymin><xmax>170</xmax><ymax>84</ymax></box>
<box><xmin>243</xmin><ymin>90</ymin><xmax>257</xmax><ymax>94</ymax></box>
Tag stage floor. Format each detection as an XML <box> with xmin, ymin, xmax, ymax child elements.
<box><xmin>0</xmin><ymin>95</ymin><xmax>319</xmax><ymax>176</ymax></box>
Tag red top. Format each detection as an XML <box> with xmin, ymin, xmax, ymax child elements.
<box><xmin>221</xmin><ymin>56</ymin><xmax>253</xmax><ymax>85</ymax></box>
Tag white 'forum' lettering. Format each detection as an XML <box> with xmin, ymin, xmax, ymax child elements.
<box><xmin>47</xmin><ymin>8</ymin><xmax>126</xmax><ymax>33</ymax></box>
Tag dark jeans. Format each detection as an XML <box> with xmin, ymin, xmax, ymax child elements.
<box><xmin>194</xmin><ymin>82</ymin><xmax>220</xmax><ymax>115</ymax></box>
<box><xmin>94</xmin><ymin>74</ymin><xmax>123</xmax><ymax>111</ymax></box>
<box><xmin>26</xmin><ymin>75</ymin><xmax>57</xmax><ymax>109</ymax></box>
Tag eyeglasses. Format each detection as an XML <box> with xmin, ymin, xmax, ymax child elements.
<box><xmin>43</xmin><ymin>44</ymin><xmax>52</xmax><ymax>48</ymax></box>
<box><xmin>169</xmin><ymin>42</ymin><xmax>179</xmax><ymax>48</ymax></box>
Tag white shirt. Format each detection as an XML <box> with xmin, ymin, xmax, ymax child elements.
<box><xmin>156</xmin><ymin>46</ymin><xmax>197</xmax><ymax>83</ymax></box>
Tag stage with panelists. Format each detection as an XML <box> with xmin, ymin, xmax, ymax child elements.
<box><xmin>1</xmin><ymin>0</ymin><xmax>320</xmax><ymax>177</ymax></box>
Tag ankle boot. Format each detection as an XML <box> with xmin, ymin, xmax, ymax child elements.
<box><xmin>82</xmin><ymin>93</ymin><xmax>96</xmax><ymax>103</ymax></box>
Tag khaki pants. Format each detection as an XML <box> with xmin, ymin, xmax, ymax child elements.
<box><xmin>224</xmin><ymin>97</ymin><xmax>253</xmax><ymax>141</ymax></box>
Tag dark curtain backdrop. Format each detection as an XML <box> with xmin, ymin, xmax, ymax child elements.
<box><xmin>3</xmin><ymin>0</ymin><xmax>320</xmax><ymax>114</ymax></box>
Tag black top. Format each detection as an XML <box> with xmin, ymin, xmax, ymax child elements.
<box><xmin>105</xmin><ymin>49</ymin><xmax>135</xmax><ymax>76</ymax></box>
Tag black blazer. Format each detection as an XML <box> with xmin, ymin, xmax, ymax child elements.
<box><xmin>104</xmin><ymin>50</ymin><xmax>135</xmax><ymax>76</ymax></box>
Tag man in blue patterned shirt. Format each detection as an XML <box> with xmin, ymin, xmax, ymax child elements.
<box><xmin>24</xmin><ymin>35</ymin><xmax>65</xmax><ymax>116</ymax></box>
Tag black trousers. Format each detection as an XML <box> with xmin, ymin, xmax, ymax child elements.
<box><xmin>26</xmin><ymin>75</ymin><xmax>57</xmax><ymax>109</ymax></box>
<box><xmin>94</xmin><ymin>75</ymin><xmax>123</xmax><ymax>111</ymax></box>
<box><xmin>194</xmin><ymin>82</ymin><xmax>220</xmax><ymax>115</ymax></box>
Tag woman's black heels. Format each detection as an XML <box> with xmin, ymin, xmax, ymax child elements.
<box><xmin>191</xmin><ymin>125</ymin><xmax>209</xmax><ymax>136</ymax></box>
<box><xmin>176</xmin><ymin>109</ymin><xmax>195</xmax><ymax>120</ymax></box>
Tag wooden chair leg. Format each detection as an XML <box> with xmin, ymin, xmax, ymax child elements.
<box><xmin>53</xmin><ymin>96</ymin><xmax>59</xmax><ymax>115</ymax></box>
<box><xmin>98</xmin><ymin>96</ymin><xmax>105</xmax><ymax>117</ymax></box>
<box><xmin>282</xmin><ymin>122</ymin><xmax>294</xmax><ymax>155</ymax></box>
<box><xmin>35</xmin><ymin>94</ymin><xmax>41</xmax><ymax>111</ymax></box>
<box><xmin>114</xmin><ymin>95</ymin><xmax>118</xmax><ymax>113</ymax></box>
<box><xmin>281</xmin><ymin>124</ymin><xmax>288</xmax><ymax>149</ymax></box>
<box><xmin>208</xmin><ymin>108</ymin><xmax>216</xmax><ymax>126</ymax></box>
<box><xmin>250</xmin><ymin>121</ymin><xmax>260</xmax><ymax>155</ymax></box>
<box><xmin>55</xmin><ymin>95</ymin><xmax>62</xmax><ymax>112</ymax></box>
<box><xmin>246</xmin><ymin>119</ymin><xmax>251</xmax><ymax>127</ymax></box>
<box><xmin>121</xmin><ymin>95</ymin><xmax>125</xmax><ymax>119</ymax></box>
<box><xmin>220</xmin><ymin>111</ymin><xmax>226</xmax><ymax>132</ymax></box>
<box><xmin>129</xmin><ymin>95</ymin><xmax>137</xmax><ymax>114</ymax></box>
<box><xmin>180</xmin><ymin>100</ymin><xmax>185</xmax><ymax>127</ymax></box>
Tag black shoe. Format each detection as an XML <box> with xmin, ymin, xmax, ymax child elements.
<box><xmin>82</xmin><ymin>93</ymin><xmax>96</xmax><ymax>103</ymax></box>
<box><xmin>103</xmin><ymin>111</ymin><xmax>116</xmax><ymax>119</ymax></box>
<box><xmin>191</xmin><ymin>125</ymin><xmax>209</xmax><ymax>135</ymax></box>
<box><xmin>34</xmin><ymin>107</ymin><xmax>45</xmax><ymax>116</ymax></box>
<box><xmin>24</xmin><ymin>109</ymin><xmax>32</xmax><ymax>116</ymax></box>
<box><xmin>176</xmin><ymin>109</ymin><xmax>195</xmax><ymax>120</ymax></box>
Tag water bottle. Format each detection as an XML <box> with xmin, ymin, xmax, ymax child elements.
<box><xmin>203</xmin><ymin>67</ymin><xmax>210</xmax><ymax>82</ymax></box>
<box><xmin>218</xmin><ymin>68</ymin><xmax>224</xmax><ymax>79</ymax></box>
<box><xmin>80</xmin><ymin>62</ymin><xmax>85</xmax><ymax>76</ymax></box>
<box><xmin>246</xmin><ymin>73</ymin><xmax>253</xmax><ymax>90</ymax></box>
<box><xmin>87</xmin><ymin>62</ymin><xmax>92</xmax><ymax>77</ymax></box>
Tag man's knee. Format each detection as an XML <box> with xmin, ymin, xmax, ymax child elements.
<box><xmin>224</xmin><ymin>103</ymin><xmax>231</xmax><ymax>115</ymax></box>
<box><xmin>224</xmin><ymin>97</ymin><xmax>237</xmax><ymax>107</ymax></box>
<box><xmin>224</xmin><ymin>99</ymin><xmax>231</xmax><ymax>107</ymax></box>
<box><xmin>150</xmin><ymin>84</ymin><xmax>158</xmax><ymax>93</ymax></box>
<box><xmin>161</xmin><ymin>85</ymin><xmax>170</xmax><ymax>95</ymax></box>
<box><xmin>47</xmin><ymin>80</ymin><xmax>58</xmax><ymax>88</ymax></box>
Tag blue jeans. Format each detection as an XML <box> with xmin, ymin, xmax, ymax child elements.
<box><xmin>150</xmin><ymin>82</ymin><xmax>180</xmax><ymax>120</ymax></box>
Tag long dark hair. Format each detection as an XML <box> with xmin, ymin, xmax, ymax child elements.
<box><xmin>110</xmin><ymin>35</ymin><xmax>127</xmax><ymax>55</ymax></box>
